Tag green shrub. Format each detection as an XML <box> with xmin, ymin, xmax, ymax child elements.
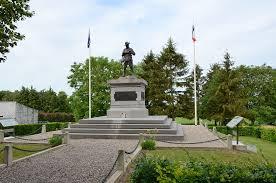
<box><xmin>14</xmin><ymin>122</ymin><xmax>68</xmax><ymax>136</ymax></box>
<box><xmin>131</xmin><ymin>156</ymin><xmax>276</xmax><ymax>183</ymax></box>
<box><xmin>46</xmin><ymin>122</ymin><xmax>68</xmax><ymax>132</ymax></box>
<box><xmin>208</xmin><ymin>125</ymin><xmax>276</xmax><ymax>142</ymax></box>
<box><xmin>141</xmin><ymin>139</ymin><xmax>156</xmax><ymax>150</ymax></box>
<box><xmin>131</xmin><ymin>156</ymin><xmax>159</xmax><ymax>183</ymax></box>
<box><xmin>49</xmin><ymin>136</ymin><xmax>62</xmax><ymax>147</ymax></box>
<box><xmin>260</xmin><ymin>127</ymin><xmax>276</xmax><ymax>142</ymax></box>
<box><xmin>14</xmin><ymin>124</ymin><xmax>42</xmax><ymax>136</ymax></box>
<box><xmin>39</xmin><ymin>112</ymin><xmax>75</xmax><ymax>122</ymax></box>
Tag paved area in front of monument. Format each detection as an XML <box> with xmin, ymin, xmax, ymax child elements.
<box><xmin>157</xmin><ymin>125</ymin><xmax>226</xmax><ymax>148</ymax></box>
<box><xmin>0</xmin><ymin>125</ymin><xmax>226</xmax><ymax>183</ymax></box>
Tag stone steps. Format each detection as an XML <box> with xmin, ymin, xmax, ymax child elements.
<box><xmin>69</xmin><ymin>125</ymin><xmax>184</xmax><ymax>141</ymax></box>
<box><xmin>71</xmin><ymin>122</ymin><xmax>171</xmax><ymax>129</ymax></box>
<box><xmin>67</xmin><ymin>116</ymin><xmax>184</xmax><ymax>141</ymax></box>
<box><xmin>67</xmin><ymin>127</ymin><xmax>177</xmax><ymax>134</ymax></box>
<box><xmin>79</xmin><ymin>116</ymin><xmax>168</xmax><ymax>124</ymax></box>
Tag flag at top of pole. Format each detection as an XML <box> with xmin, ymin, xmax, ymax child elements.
<box><xmin>87</xmin><ymin>29</ymin><xmax>91</xmax><ymax>48</ymax></box>
<box><xmin>192</xmin><ymin>25</ymin><xmax>196</xmax><ymax>43</ymax></box>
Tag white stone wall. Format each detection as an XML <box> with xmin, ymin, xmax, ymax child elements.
<box><xmin>0</xmin><ymin>102</ymin><xmax>16</xmax><ymax>118</ymax></box>
<box><xmin>0</xmin><ymin>101</ymin><xmax>38</xmax><ymax>124</ymax></box>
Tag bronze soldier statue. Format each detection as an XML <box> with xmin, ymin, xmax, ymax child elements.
<box><xmin>121</xmin><ymin>42</ymin><xmax>135</xmax><ymax>77</ymax></box>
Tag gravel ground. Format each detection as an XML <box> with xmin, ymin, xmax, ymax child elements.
<box><xmin>0</xmin><ymin>139</ymin><xmax>138</xmax><ymax>183</ymax></box>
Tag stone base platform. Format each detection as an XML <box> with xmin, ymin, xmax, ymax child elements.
<box><xmin>66</xmin><ymin>116</ymin><xmax>184</xmax><ymax>141</ymax></box>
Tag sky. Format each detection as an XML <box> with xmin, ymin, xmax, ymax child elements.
<box><xmin>0</xmin><ymin>0</ymin><xmax>275</xmax><ymax>94</ymax></box>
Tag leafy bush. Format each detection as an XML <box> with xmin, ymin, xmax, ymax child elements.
<box><xmin>261</xmin><ymin>127</ymin><xmax>276</xmax><ymax>142</ymax></box>
<box><xmin>14</xmin><ymin>123</ymin><xmax>42</xmax><ymax>136</ymax></box>
<box><xmin>14</xmin><ymin>122</ymin><xmax>68</xmax><ymax>136</ymax></box>
<box><xmin>39</xmin><ymin>112</ymin><xmax>75</xmax><ymax>122</ymax></box>
<box><xmin>142</xmin><ymin>139</ymin><xmax>156</xmax><ymax>150</ymax></box>
<box><xmin>46</xmin><ymin>122</ymin><xmax>68</xmax><ymax>132</ymax></box>
<box><xmin>131</xmin><ymin>156</ymin><xmax>276</xmax><ymax>183</ymax></box>
<box><xmin>208</xmin><ymin>126</ymin><xmax>275</xmax><ymax>142</ymax></box>
<box><xmin>131</xmin><ymin>156</ymin><xmax>159</xmax><ymax>183</ymax></box>
<box><xmin>49</xmin><ymin>136</ymin><xmax>62</xmax><ymax>147</ymax></box>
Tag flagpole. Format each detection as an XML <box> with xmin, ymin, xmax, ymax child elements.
<box><xmin>193</xmin><ymin>30</ymin><xmax>198</xmax><ymax>126</ymax></box>
<box><xmin>88</xmin><ymin>30</ymin><xmax>92</xmax><ymax>119</ymax></box>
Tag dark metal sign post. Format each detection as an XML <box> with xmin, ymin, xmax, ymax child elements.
<box><xmin>226</xmin><ymin>116</ymin><xmax>244</xmax><ymax>145</ymax></box>
<box><xmin>236</xmin><ymin>124</ymin><xmax>239</xmax><ymax>145</ymax></box>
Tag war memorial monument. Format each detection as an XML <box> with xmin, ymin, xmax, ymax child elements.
<box><xmin>66</xmin><ymin>42</ymin><xmax>184</xmax><ymax>140</ymax></box>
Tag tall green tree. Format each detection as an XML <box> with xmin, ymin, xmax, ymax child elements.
<box><xmin>16</xmin><ymin>86</ymin><xmax>40</xmax><ymax>109</ymax></box>
<box><xmin>139</xmin><ymin>39</ymin><xmax>189</xmax><ymax>119</ymax></box>
<box><xmin>0</xmin><ymin>0</ymin><xmax>34</xmax><ymax>62</ymax></box>
<box><xmin>68</xmin><ymin>57</ymin><xmax>121</xmax><ymax>120</ymax></box>
<box><xmin>237</xmin><ymin>65</ymin><xmax>276</xmax><ymax>123</ymax></box>
<box><xmin>139</xmin><ymin>51</ymin><xmax>167</xmax><ymax>115</ymax></box>
<box><xmin>200</xmin><ymin>52</ymin><xmax>247</xmax><ymax>124</ymax></box>
<box><xmin>158</xmin><ymin>38</ymin><xmax>189</xmax><ymax>119</ymax></box>
<box><xmin>177</xmin><ymin>64</ymin><xmax>205</xmax><ymax>119</ymax></box>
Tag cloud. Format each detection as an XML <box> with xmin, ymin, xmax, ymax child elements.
<box><xmin>0</xmin><ymin>0</ymin><xmax>275</xmax><ymax>94</ymax></box>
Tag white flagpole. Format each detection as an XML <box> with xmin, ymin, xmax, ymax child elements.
<box><xmin>193</xmin><ymin>28</ymin><xmax>198</xmax><ymax>126</ymax></box>
<box><xmin>88</xmin><ymin>29</ymin><xmax>92</xmax><ymax>119</ymax></box>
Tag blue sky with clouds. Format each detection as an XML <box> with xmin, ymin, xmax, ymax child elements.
<box><xmin>0</xmin><ymin>0</ymin><xmax>275</xmax><ymax>94</ymax></box>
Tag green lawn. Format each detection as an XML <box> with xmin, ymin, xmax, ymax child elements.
<box><xmin>0</xmin><ymin>143</ymin><xmax>51</xmax><ymax>164</ymax></box>
<box><xmin>146</xmin><ymin>148</ymin><xmax>270</xmax><ymax>166</ymax></box>
<box><xmin>240</xmin><ymin>136</ymin><xmax>276</xmax><ymax>163</ymax></box>
<box><xmin>175</xmin><ymin>117</ymin><xmax>215</xmax><ymax>125</ymax></box>
<box><xmin>146</xmin><ymin>136</ymin><xmax>276</xmax><ymax>166</ymax></box>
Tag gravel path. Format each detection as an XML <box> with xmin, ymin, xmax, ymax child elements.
<box><xmin>0</xmin><ymin>139</ymin><xmax>138</xmax><ymax>183</ymax></box>
<box><xmin>157</xmin><ymin>125</ymin><xmax>226</xmax><ymax>148</ymax></box>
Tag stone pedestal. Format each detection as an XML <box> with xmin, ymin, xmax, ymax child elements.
<box><xmin>107</xmin><ymin>76</ymin><xmax>148</xmax><ymax>118</ymax></box>
<box><xmin>66</xmin><ymin>76</ymin><xmax>184</xmax><ymax>141</ymax></box>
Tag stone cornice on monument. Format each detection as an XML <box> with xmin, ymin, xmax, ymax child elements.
<box><xmin>108</xmin><ymin>76</ymin><xmax>148</xmax><ymax>86</ymax></box>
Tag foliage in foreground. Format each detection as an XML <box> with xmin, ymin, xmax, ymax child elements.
<box><xmin>0</xmin><ymin>0</ymin><xmax>34</xmax><ymax>62</ymax></box>
<box><xmin>131</xmin><ymin>156</ymin><xmax>276</xmax><ymax>183</ymax></box>
<box><xmin>141</xmin><ymin>139</ymin><xmax>156</xmax><ymax>150</ymax></box>
<box><xmin>49</xmin><ymin>136</ymin><xmax>62</xmax><ymax>147</ymax></box>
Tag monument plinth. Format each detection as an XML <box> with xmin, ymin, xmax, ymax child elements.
<box><xmin>107</xmin><ymin>76</ymin><xmax>148</xmax><ymax>118</ymax></box>
<box><xmin>66</xmin><ymin>76</ymin><xmax>184</xmax><ymax>140</ymax></box>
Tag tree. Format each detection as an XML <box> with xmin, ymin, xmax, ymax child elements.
<box><xmin>0</xmin><ymin>87</ymin><xmax>71</xmax><ymax>113</ymax></box>
<box><xmin>16</xmin><ymin>86</ymin><xmax>40</xmax><ymax>109</ymax></box>
<box><xmin>158</xmin><ymin>38</ymin><xmax>189</xmax><ymax>119</ymax></box>
<box><xmin>237</xmin><ymin>65</ymin><xmax>276</xmax><ymax>123</ymax></box>
<box><xmin>177</xmin><ymin>64</ymin><xmax>205</xmax><ymax>119</ymax></box>
<box><xmin>200</xmin><ymin>52</ymin><xmax>247</xmax><ymax>125</ymax></box>
<box><xmin>139</xmin><ymin>39</ymin><xmax>189</xmax><ymax>119</ymax></box>
<box><xmin>0</xmin><ymin>0</ymin><xmax>34</xmax><ymax>62</ymax></box>
<box><xmin>68</xmin><ymin>57</ymin><xmax>122</xmax><ymax>120</ymax></box>
<box><xmin>139</xmin><ymin>51</ymin><xmax>167</xmax><ymax>115</ymax></box>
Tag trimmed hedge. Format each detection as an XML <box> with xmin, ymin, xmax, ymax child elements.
<box><xmin>209</xmin><ymin>126</ymin><xmax>276</xmax><ymax>142</ymax></box>
<box><xmin>261</xmin><ymin>128</ymin><xmax>276</xmax><ymax>142</ymax></box>
<box><xmin>131</xmin><ymin>156</ymin><xmax>276</xmax><ymax>183</ymax></box>
<box><xmin>38</xmin><ymin>112</ymin><xmax>75</xmax><ymax>122</ymax></box>
<box><xmin>14</xmin><ymin>123</ymin><xmax>42</xmax><ymax>136</ymax></box>
<box><xmin>14</xmin><ymin>122</ymin><xmax>68</xmax><ymax>136</ymax></box>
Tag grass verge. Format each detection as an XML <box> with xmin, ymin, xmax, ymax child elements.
<box><xmin>0</xmin><ymin>143</ymin><xmax>51</xmax><ymax>164</ymax></box>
